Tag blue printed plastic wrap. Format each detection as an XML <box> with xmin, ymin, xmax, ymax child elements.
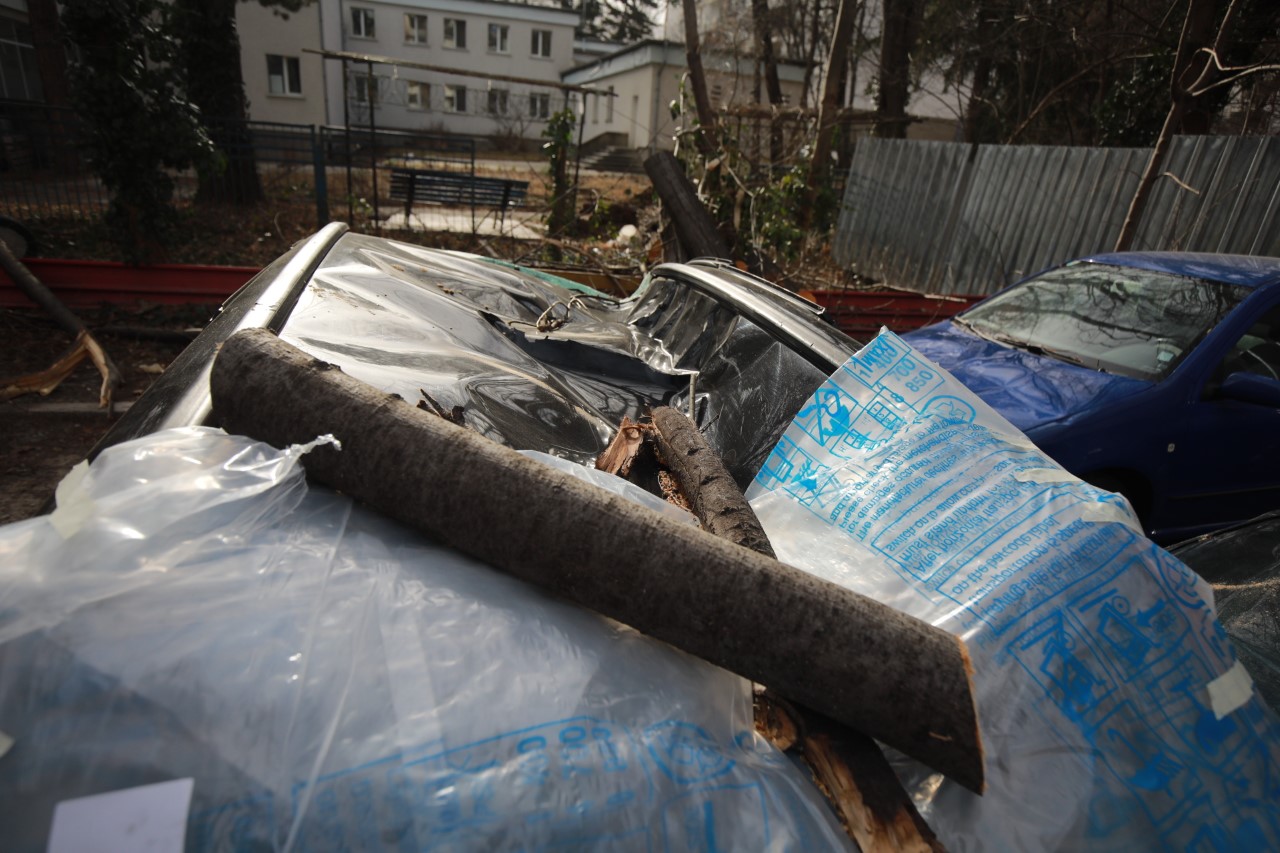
<box><xmin>0</xmin><ymin>427</ymin><xmax>850</xmax><ymax>852</ymax></box>
<box><xmin>747</xmin><ymin>329</ymin><xmax>1280</xmax><ymax>851</ymax></box>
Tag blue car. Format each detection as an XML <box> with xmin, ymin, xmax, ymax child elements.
<box><xmin>903</xmin><ymin>252</ymin><xmax>1280</xmax><ymax>543</ymax></box>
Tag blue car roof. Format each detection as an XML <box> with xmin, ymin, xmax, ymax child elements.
<box><xmin>1076</xmin><ymin>252</ymin><xmax>1280</xmax><ymax>289</ymax></box>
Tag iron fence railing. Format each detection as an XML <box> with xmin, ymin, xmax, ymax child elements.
<box><xmin>0</xmin><ymin>102</ymin><xmax>495</xmax><ymax>234</ymax></box>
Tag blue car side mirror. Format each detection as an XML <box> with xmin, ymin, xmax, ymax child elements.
<box><xmin>1219</xmin><ymin>371</ymin><xmax>1280</xmax><ymax>408</ymax></box>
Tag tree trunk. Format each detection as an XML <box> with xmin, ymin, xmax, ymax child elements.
<box><xmin>963</xmin><ymin>57</ymin><xmax>991</xmax><ymax>143</ymax></box>
<box><xmin>1114</xmin><ymin>100</ymin><xmax>1184</xmax><ymax>251</ymax></box>
<box><xmin>801</xmin><ymin>0</ymin><xmax>859</xmax><ymax>227</ymax></box>
<box><xmin>210</xmin><ymin>328</ymin><xmax>986</xmax><ymax>793</ymax></box>
<box><xmin>174</xmin><ymin>0</ymin><xmax>263</xmax><ymax>205</ymax></box>
<box><xmin>750</xmin><ymin>0</ymin><xmax>785</xmax><ymax>163</ymax></box>
<box><xmin>797</xmin><ymin>703</ymin><xmax>948</xmax><ymax>852</ymax></box>
<box><xmin>875</xmin><ymin>0</ymin><xmax>923</xmax><ymax>139</ymax></box>
<box><xmin>644</xmin><ymin>150</ymin><xmax>732</xmax><ymax>259</ymax></box>
<box><xmin>680</xmin><ymin>0</ymin><xmax>718</xmax><ymax>156</ymax></box>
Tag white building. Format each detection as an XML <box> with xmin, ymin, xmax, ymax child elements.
<box><xmin>562</xmin><ymin>40</ymin><xmax>808</xmax><ymax>152</ymax></box>
<box><xmin>236</xmin><ymin>0</ymin><xmax>581</xmax><ymax>143</ymax></box>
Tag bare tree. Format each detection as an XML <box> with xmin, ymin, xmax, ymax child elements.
<box><xmin>875</xmin><ymin>0</ymin><xmax>924</xmax><ymax>138</ymax></box>
<box><xmin>1115</xmin><ymin>0</ymin><xmax>1280</xmax><ymax>250</ymax></box>
<box><xmin>802</xmin><ymin>0</ymin><xmax>859</xmax><ymax>226</ymax></box>
<box><xmin>681</xmin><ymin>0</ymin><xmax>719</xmax><ymax>155</ymax></box>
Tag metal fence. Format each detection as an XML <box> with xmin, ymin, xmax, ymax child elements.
<box><xmin>0</xmin><ymin>102</ymin><xmax>488</xmax><ymax>232</ymax></box>
<box><xmin>0</xmin><ymin>101</ymin><xmax>104</xmax><ymax>220</ymax></box>
<box><xmin>834</xmin><ymin>136</ymin><xmax>1280</xmax><ymax>294</ymax></box>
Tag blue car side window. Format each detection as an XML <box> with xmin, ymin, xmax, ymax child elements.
<box><xmin>1219</xmin><ymin>304</ymin><xmax>1280</xmax><ymax>383</ymax></box>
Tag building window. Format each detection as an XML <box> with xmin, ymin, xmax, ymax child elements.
<box><xmin>444</xmin><ymin>84</ymin><xmax>467</xmax><ymax>113</ymax></box>
<box><xmin>404</xmin><ymin>13</ymin><xmax>427</xmax><ymax>44</ymax></box>
<box><xmin>529</xmin><ymin>92</ymin><xmax>550</xmax><ymax>119</ymax></box>
<box><xmin>592</xmin><ymin>91</ymin><xmax>599</xmax><ymax>124</ymax></box>
<box><xmin>351</xmin><ymin>7</ymin><xmax>375</xmax><ymax>39</ymax></box>
<box><xmin>353</xmin><ymin>74</ymin><xmax>380</xmax><ymax>104</ymax></box>
<box><xmin>531</xmin><ymin>29</ymin><xmax>551</xmax><ymax>58</ymax></box>
<box><xmin>606</xmin><ymin>86</ymin><xmax>614</xmax><ymax>122</ymax></box>
<box><xmin>0</xmin><ymin>19</ymin><xmax>42</xmax><ymax>101</ymax></box>
<box><xmin>444</xmin><ymin>18</ymin><xmax>466</xmax><ymax>49</ymax></box>
<box><xmin>266</xmin><ymin>54</ymin><xmax>301</xmax><ymax>96</ymax></box>
<box><xmin>487</xmin><ymin>88</ymin><xmax>508</xmax><ymax>115</ymax></box>
<box><xmin>407</xmin><ymin>81</ymin><xmax>429</xmax><ymax>110</ymax></box>
<box><xmin>488</xmin><ymin>24</ymin><xmax>509</xmax><ymax>53</ymax></box>
<box><xmin>710</xmin><ymin>83</ymin><xmax>723</xmax><ymax>108</ymax></box>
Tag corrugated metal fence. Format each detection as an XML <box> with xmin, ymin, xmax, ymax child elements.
<box><xmin>833</xmin><ymin>136</ymin><xmax>1280</xmax><ymax>295</ymax></box>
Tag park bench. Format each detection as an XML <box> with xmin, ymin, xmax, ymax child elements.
<box><xmin>388</xmin><ymin>167</ymin><xmax>529</xmax><ymax>224</ymax></box>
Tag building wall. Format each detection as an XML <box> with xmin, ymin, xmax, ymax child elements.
<box><xmin>565</xmin><ymin>42</ymin><xmax>807</xmax><ymax>151</ymax></box>
<box><xmin>239</xmin><ymin>0</ymin><xmax>578</xmax><ymax>140</ymax></box>
<box><xmin>238</xmin><ymin>2</ymin><xmax>328</xmax><ymax>126</ymax></box>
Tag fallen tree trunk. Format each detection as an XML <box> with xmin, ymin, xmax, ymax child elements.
<box><xmin>210</xmin><ymin>328</ymin><xmax>985</xmax><ymax>792</ymax></box>
<box><xmin>644</xmin><ymin>151</ymin><xmax>731</xmax><ymax>261</ymax></box>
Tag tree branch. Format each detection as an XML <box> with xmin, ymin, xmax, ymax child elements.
<box><xmin>1004</xmin><ymin>53</ymin><xmax>1146</xmax><ymax>144</ymax></box>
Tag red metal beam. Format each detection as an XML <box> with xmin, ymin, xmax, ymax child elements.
<box><xmin>800</xmin><ymin>289</ymin><xmax>983</xmax><ymax>336</ymax></box>
<box><xmin>0</xmin><ymin>258</ymin><xmax>261</xmax><ymax>309</ymax></box>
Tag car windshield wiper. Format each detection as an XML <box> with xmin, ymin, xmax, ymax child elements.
<box><xmin>954</xmin><ymin>317</ymin><xmax>1102</xmax><ymax>371</ymax></box>
<box><xmin>953</xmin><ymin>316</ymin><xmax>1030</xmax><ymax>349</ymax></box>
<box><xmin>1025</xmin><ymin>344</ymin><xmax>1099</xmax><ymax>370</ymax></box>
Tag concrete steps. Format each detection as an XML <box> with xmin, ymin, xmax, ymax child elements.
<box><xmin>580</xmin><ymin>146</ymin><xmax>645</xmax><ymax>174</ymax></box>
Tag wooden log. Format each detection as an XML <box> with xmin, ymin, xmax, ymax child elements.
<box><xmin>649</xmin><ymin>405</ymin><xmax>775</xmax><ymax>558</ymax></box>
<box><xmin>210</xmin><ymin>328</ymin><xmax>985</xmax><ymax>792</ymax></box>
<box><xmin>643</xmin><ymin>150</ymin><xmax>731</xmax><ymax>261</ymax></box>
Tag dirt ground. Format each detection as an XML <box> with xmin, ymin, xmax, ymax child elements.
<box><xmin>0</xmin><ymin>305</ymin><xmax>203</xmax><ymax>525</ymax></box>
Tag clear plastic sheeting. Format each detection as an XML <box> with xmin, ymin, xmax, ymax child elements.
<box><xmin>0</xmin><ymin>428</ymin><xmax>851</xmax><ymax>852</ymax></box>
<box><xmin>748</xmin><ymin>330</ymin><xmax>1280</xmax><ymax>852</ymax></box>
<box><xmin>278</xmin><ymin>235</ymin><xmax>832</xmax><ymax>488</ymax></box>
<box><xmin>1170</xmin><ymin>510</ymin><xmax>1280</xmax><ymax>715</ymax></box>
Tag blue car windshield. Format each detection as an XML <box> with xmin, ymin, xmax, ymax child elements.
<box><xmin>957</xmin><ymin>263</ymin><xmax>1248</xmax><ymax>381</ymax></box>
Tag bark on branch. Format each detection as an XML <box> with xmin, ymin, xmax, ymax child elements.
<box><xmin>649</xmin><ymin>405</ymin><xmax>775</xmax><ymax>557</ymax></box>
<box><xmin>210</xmin><ymin>328</ymin><xmax>985</xmax><ymax>792</ymax></box>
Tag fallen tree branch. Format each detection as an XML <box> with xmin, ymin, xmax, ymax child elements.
<box><xmin>798</xmin><ymin>703</ymin><xmax>947</xmax><ymax>852</ymax></box>
<box><xmin>210</xmin><ymin>328</ymin><xmax>985</xmax><ymax>792</ymax></box>
<box><xmin>645</xmin><ymin>406</ymin><xmax>947</xmax><ymax>849</ymax></box>
<box><xmin>0</xmin><ymin>239</ymin><xmax>122</xmax><ymax>409</ymax></box>
<box><xmin>0</xmin><ymin>332</ymin><xmax>91</xmax><ymax>401</ymax></box>
<box><xmin>649</xmin><ymin>405</ymin><xmax>775</xmax><ymax>557</ymax></box>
